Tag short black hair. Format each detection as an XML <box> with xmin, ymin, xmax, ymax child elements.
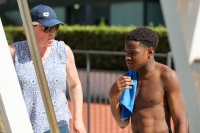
<box><xmin>126</xmin><ymin>27</ymin><xmax>159</xmax><ymax>50</ymax></box>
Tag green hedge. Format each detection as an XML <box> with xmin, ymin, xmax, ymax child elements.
<box><xmin>4</xmin><ymin>24</ymin><xmax>170</xmax><ymax>70</ymax></box>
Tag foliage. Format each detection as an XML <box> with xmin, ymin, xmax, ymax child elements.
<box><xmin>4</xmin><ymin>24</ymin><xmax>170</xmax><ymax>70</ymax></box>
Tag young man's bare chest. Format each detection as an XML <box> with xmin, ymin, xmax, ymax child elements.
<box><xmin>130</xmin><ymin>74</ymin><xmax>170</xmax><ymax>132</ymax></box>
<box><xmin>134</xmin><ymin>75</ymin><xmax>165</xmax><ymax>110</ymax></box>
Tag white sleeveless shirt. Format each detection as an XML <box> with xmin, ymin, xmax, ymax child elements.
<box><xmin>14</xmin><ymin>40</ymin><xmax>72</xmax><ymax>133</ymax></box>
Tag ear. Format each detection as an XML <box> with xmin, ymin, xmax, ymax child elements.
<box><xmin>147</xmin><ymin>47</ymin><xmax>154</xmax><ymax>59</ymax></box>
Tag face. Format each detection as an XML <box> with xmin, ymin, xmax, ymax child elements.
<box><xmin>33</xmin><ymin>24</ymin><xmax>59</xmax><ymax>47</ymax></box>
<box><xmin>125</xmin><ymin>40</ymin><xmax>152</xmax><ymax>70</ymax></box>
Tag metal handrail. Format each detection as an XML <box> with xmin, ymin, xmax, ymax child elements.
<box><xmin>73</xmin><ymin>50</ymin><xmax>169</xmax><ymax>56</ymax></box>
<box><xmin>73</xmin><ymin>50</ymin><xmax>172</xmax><ymax>67</ymax></box>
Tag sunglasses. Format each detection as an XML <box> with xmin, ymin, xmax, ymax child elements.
<box><xmin>40</xmin><ymin>25</ymin><xmax>59</xmax><ymax>33</ymax></box>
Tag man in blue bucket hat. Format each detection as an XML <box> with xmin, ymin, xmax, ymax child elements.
<box><xmin>9</xmin><ymin>4</ymin><xmax>86</xmax><ymax>133</ymax></box>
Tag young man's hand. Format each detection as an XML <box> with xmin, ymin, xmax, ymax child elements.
<box><xmin>109</xmin><ymin>76</ymin><xmax>134</xmax><ymax>100</ymax></box>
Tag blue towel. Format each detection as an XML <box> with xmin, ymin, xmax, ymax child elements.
<box><xmin>120</xmin><ymin>70</ymin><xmax>138</xmax><ymax>121</ymax></box>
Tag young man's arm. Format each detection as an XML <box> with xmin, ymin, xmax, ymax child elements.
<box><xmin>162</xmin><ymin>68</ymin><xmax>188</xmax><ymax>133</ymax></box>
<box><xmin>108</xmin><ymin>76</ymin><xmax>133</xmax><ymax>128</ymax></box>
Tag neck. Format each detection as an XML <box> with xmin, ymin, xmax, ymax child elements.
<box><xmin>137</xmin><ymin>59</ymin><xmax>156</xmax><ymax>79</ymax></box>
<box><xmin>38</xmin><ymin>45</ymin><xmax>51</xmax><ymax>58</ymax></box>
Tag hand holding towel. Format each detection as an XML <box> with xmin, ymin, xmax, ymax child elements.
<box><xmin>120</xmin><ymin>70</ymin><xmax>138</xmax><ymax>121</ymax></box>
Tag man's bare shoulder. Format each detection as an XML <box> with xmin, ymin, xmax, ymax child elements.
<box><xmin>157</xmin><ymin>63</ymin><xmax>177</xmax><ymax>79</ymax></box>
<box><xmin>157</xmin><ymin>63</ymin><xmax>180</xmax><ymax>91</ymax></box>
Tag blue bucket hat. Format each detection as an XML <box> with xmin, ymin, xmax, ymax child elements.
<box><xmin>30</xmin><ymin>4</ymin><xmax>64</xmax><ymax>27</ymax></box>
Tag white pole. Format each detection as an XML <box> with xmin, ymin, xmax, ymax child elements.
<box><xmin>0</xmin><ymin>18</ymin><xmax>33</xmax><ymax>133</ymax></box>
<box><xmin>189</xmin><ymin>4</ymin><xmax>200</xmax><ymax>63</ymax></box>
<box><xmin>160</xmin><ymin>0</ymin><xmax>200</xmax><ymax>132</ymax></box>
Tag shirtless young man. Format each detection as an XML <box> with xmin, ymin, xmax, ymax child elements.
<box><xmin>108</xmin><ymin>27</ymin><xmax>188</xmax><ymax>133</ymax></box>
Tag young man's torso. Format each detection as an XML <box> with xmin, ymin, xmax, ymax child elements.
<box><xmin>131</xmin><ymin>62</ymin><xmax>172</xmax><ymax>133</ymax></box>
